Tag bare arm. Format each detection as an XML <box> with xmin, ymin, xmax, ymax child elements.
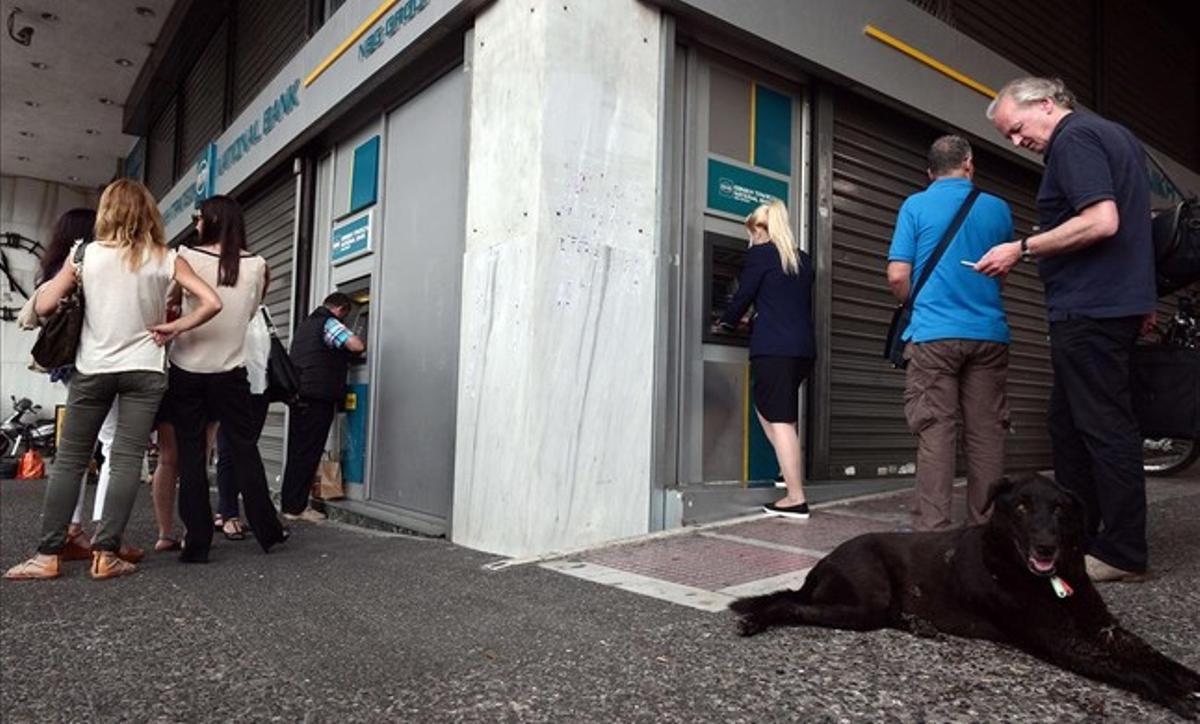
<box><xmin>261</xmin><ymin>264</ymin><xmax>271</xmax><ymax>303</ymax></box>
<box><xmin>33</xmin><ymin>261</ymin><xmax>78</xmax><ymax>316</ymax></box>
<box><xmin>148</xmin><ymin>257</ymin><xmax>222</xmax><ymax>345</ymax></box>
<box><xmin>886</xmin><ymin>261</ymin><xmax>912</xmax><ymax>302</ymax></box>
<box><xmin>344</xmin><ymin>334</ymin><xmax>366</xmax><ymax>354</ymax></box>
<box><xmin>975</xmin><ymin>200</ymin><xmax>1120</xmax><ymax>277</ymax></box>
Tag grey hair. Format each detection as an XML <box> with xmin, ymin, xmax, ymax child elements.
<box><xmin>927</xmin><ymin>135</ymin><xmax>972</xmax><ymax>176</ymax></box>
<box><xmin>986</xmin><ymin>77</ymin><xmax>1077</xmax><ymax>119</ymax></box>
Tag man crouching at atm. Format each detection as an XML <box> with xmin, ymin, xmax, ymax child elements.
<box><xmin>279</xmin><ymin>292</ymin><xmax>366</xmax><ymax>522</ymax></box>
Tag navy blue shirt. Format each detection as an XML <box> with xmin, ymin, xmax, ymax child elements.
<box><xmin>1036</xmin><ymin>112</ymin><xmax>1155</xmax><ymax>321</ymax></box>
<box><xmin>719</xmin><ymin>243</ymin><xmax>816</xmax><ymax>358</ymax></box>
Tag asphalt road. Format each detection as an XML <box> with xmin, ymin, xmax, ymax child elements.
<box><xmin>2</xmin><ymin>475</ymin><xmax>1198</xmax><ymax>722</ymax></box>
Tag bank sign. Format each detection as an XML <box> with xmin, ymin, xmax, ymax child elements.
<box><xmin>332</xmin><ymin>210</ymin><xmax>373</xmax><ymax>264</ymax></box>
<box><xmin>161</xmin><ymin>81</ymin><xmax>302</xmax><ymax>231</ymax></box>
<box><xmin>706</xmin><ymin>158</ymin><xmax>789</xmax><ymax>218</ymax></box>
<box><xmin>157</xmin><ymin>0</ymin><xmax>457</xmax><ymax>239</ymax></box>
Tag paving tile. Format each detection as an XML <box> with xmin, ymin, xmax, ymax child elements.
<box><xmin>719</xmin><ymin>513</ymin><xmax>896</xmax><ymax>552</ymax></box>
<box><xmin>579</xmin><ymin>534</ymin><xmax>816</xmax><ymax>591</ymax></box>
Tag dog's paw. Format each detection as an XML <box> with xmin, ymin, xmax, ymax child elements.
<box><xmin>735</xmin><ymin>614</ymin><xmax>767</xmax><ymax>637</ymax></box>
<box><xmin>1165</xmin><ymin>689</ymin><xmax>1200</xmax><ymax>720</ymax></box>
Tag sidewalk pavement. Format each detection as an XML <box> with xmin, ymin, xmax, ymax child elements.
<box><xmin>2</xmin><ymin>473</ymin><xmax>1198</xmax><ymax>722</ymax></box>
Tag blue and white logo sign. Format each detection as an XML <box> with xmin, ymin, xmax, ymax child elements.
<box><xmin>195</xmin><ymin>142</ymin><xmax>218</xmax><ymax>205</ymax></box>
<box><xmin>331</xmin><ymin>209</ymin><xmax>373</xmax><ymax>265</ymax></box>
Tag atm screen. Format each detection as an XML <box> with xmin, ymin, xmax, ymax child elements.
<box><xmin>703</xmin><ymin>232</ymin><xmax>752</xmax><ymax>346</ymax></box>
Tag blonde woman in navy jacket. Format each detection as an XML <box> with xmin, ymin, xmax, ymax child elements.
<box><xmin>715</xmin><ymin>199</ymin><xmax>816</xmax><ymax>519</ymax></box>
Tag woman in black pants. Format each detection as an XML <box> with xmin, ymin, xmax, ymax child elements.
<box><xmin>715</xmin><ymin>199</ymin><xmax>816</xmax><ymax>519</ymax></box>
<box><xmin>165</xmin><ymin>195</ymin><xmax>287</xmax><ymax>561</ymax></box>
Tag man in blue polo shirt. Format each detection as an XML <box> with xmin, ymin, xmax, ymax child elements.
<box><xmin>979</xmin><ymin>77</ymin><xmax>1156</xmax><ymax>583</ymax></box>
<box><xmin>887</xmin><ymin>135</ymin><xmax>1013</xmax><ymax>532</ymax></box>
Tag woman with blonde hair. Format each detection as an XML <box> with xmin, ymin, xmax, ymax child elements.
<box><xmin>714</xmin><ymin>198</ymin><xmax>816</xmax><ymax>518</ymax></box>
<box><xmin>4</xmin><ymin>179</ymin><xmax>222</xmax><ymax>580</ymax></box>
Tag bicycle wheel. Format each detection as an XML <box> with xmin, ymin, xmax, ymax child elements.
<box><xmin>1142</xmin><ymin>437</ymin><xmax>1200</xmax><ymax>476</ymax></box>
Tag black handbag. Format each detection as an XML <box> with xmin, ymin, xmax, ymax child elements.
<box><xmin>260</xmin><ymin>306</ymin><xmax>300</xmax><ymax>405</ymax></box>
<box><xmin>884</xmin><ymin>188</ymin><xmax>981</xmax><ymax>369</ymax></box>
<box><xmin>1151</xmin><ymin>200</ymin><xmax>1200</xmax><ymax>297</ymax></box>
<box><xmin>1131</xmin><ymin>344</ymin><xmax>1200</xmax><ymax>439</ymax></box>
<box><xmin>30</xmin><ymin>242</ymin><xmax>90</xmax><ymax>370</ymax></box>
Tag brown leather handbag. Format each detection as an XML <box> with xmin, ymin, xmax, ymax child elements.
<box><xmin>30</xmin><ymin>242</ymin><xmax>89</xmax><ymax>370</ymax></box>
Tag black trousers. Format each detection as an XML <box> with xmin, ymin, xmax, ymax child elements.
<box><xmin>280</xmin><ymin>397</ymin><xmax>337</xmax><ymax>515</ymax></box>
<box><xmin>215</xmin><ymin>393</ymin><xmax>270</xmax><ymax>520</ymax></box>
<box><xmin>169</xmin><ymin>367</ymin><xmax>285</xmax><ymax>557</ymax></box>
<box><xmin>1048</xmin><ymin>315</ymin><xmax>1147</xmax><ymax>573</ymax></box>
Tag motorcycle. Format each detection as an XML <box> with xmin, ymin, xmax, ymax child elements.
<box><xmin>1140</xmin><ymin>295</ymin><xmax>1200</xmax><ymax>476</ymax></box>
<box><xmin>0</xmin><ymin>396</ymin><xmax>57</xmax><ymax>478</ymax></box>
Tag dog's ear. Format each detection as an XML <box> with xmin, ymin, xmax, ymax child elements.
<box><xmin>982</xmin><ymin>476</ymin><xmax>1016</xmax><ymax>515</ymax></box>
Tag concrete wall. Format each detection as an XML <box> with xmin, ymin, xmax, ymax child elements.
<box><xmin>0</xmin><ymin>175</ymin><xmax>99</xmax><ymax>415</ymax></box>
<box><xmin>453</xmin><ymin>0</ymin><xmax>663</xmax><ymax>557</ymax></box>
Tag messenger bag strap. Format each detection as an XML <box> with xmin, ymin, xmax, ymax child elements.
<box><xmin>904</xmin><ymin>187</ymin><xmax>981</xmax><ymax>311</ymax></box>
<box><xmin>259</xmin><ymin>305</ymin><xmax>280</xmax><ymax>338</ymax></box>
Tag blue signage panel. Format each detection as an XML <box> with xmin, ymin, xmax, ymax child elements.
<box><xmin>195</xmin><ymin>142</ymin><xmax>218</xmax><ymax>204</ymax></box>
<box><xmin>707</xmin><ymin>158</ymin><xmax>789</xmax><ymax>218</ymax></box>
<box><xmin>332</xmin><ymin>210</ymin><xmax>373</xmax><ymax>264</ymax></box>
<box><xmin>349</xmin><ymin>135</ymin><xmax>380</xmax><ymax>213</ymax></box>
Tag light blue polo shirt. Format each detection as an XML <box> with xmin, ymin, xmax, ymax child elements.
<box><xmin>887</xmin><ymin>177</ymin><xmax>1013</xmax><ymax>344</ymax></box>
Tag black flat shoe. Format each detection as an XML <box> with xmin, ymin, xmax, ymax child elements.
<box><xmin>259</xmin><ymin>528</ymin><xmax>289</xmax><ymax>554</ymax></box>
<box><xmin>179</xmin><ymin>548</ymin><xmax>210</xmax><ymax>564</ymax></box>
<box><xmin>763</xmin><ymin>501</ymin><xmax>810</xmax><ymax>520</ymax></box>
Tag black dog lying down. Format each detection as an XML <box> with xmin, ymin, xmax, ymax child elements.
<box><xmin>731</xmin><ymin>474</ymin><xmax>1200</xmax><ymax>718</ymax></box>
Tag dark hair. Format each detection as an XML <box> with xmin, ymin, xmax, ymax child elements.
<box><xmin>39</xmin><ymin>208</ymin><xmax>96</xmax><ymax>283</ymax></box>
<box><xmin>927</xmin><ymin>135</ymin><xmax>972</xmax><ymax>177</ymax></box>
<box><xmin>323</xmin><ymin>292</ymin><xmax>353</xmax><ymax>310</ymax></box>
<box><xmin>196</xmin><ymin>195</ymin><xmax>248</xmax><ymax>286</ymax></box>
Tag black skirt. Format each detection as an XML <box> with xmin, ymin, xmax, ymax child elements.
<box><xmin>751</xmin><ymin>356</ymin><xmax>814</xmax><ymax>423</ymax></box>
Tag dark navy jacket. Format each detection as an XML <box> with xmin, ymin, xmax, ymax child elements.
<box><xmin>719</xmin><ymin>243</ymin><xmax>816</xmax><ymax>359</ymax></box>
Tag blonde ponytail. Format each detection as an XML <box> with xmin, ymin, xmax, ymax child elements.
<box><xmin>745</xmin><ymin>198</ymin><xmax>799</xmax><ymax>275</ymax></box>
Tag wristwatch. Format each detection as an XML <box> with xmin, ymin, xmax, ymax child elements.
<box><xmin>1020</xmin><ymin>237</ymin><xmax>1035</xmax><ymax>263</ymax></box>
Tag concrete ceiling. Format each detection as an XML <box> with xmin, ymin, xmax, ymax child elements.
<box><xmin>0</xmin><ymin>0</ymin><xmax>174</xmax><ymax>189</ymax></box>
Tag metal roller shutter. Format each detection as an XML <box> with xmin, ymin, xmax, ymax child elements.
<box><xmin>1100</xmin><ymin>2</ymin><xmax>1199</xmax><ymax>172</ymax></box>
<box><xmin>826</xmin><ymin>91</ymin><xmax>1051</xmax><ymax>481</ymax></box>
<box><xmin>908</xmin><ymin>0</ymin><xmax>1096</xmax><ymax>107</ymax></box>
<box><xmin>179</xmin><ymin>23</ymin><xmax>228</xmax><ymax>171</ymax></box>
<box><xmin>232</xmin><ymin>0</ymin><xmax>308</xmax><ymax>117</ymax></box>
<box><xmin>146</xmin><ymin>100</ymin><xmax>177</xmax><ymax>199</ymax></box>
<box><xmin>242</xmin><ymin>176</ymin><xmax>297</xmax><ymax>487</ymax></box>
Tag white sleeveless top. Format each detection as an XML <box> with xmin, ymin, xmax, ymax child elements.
<box><xmin>169</xmin><ymin>246</ymin><xmax>267</xmax><ymax>374</ymax></box>
<box><xmin>76</xmin><ymin>241</ymin><xmax>176</xmax><ymax>375</ymax></box>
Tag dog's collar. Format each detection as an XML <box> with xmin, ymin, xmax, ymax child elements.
<box><xmin>1050</xmin><ymin>575</ymin><xmax>1074</xmax><ymax>598</ymax></box>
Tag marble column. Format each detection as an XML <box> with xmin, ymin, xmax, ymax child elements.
<box><xmin>453</xmin><ymin>0</ymin><xmax>663</xmax><ymax>557</ymax></box>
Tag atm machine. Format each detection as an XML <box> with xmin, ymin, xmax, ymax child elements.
<box><xmin>334</xmin><ymin>275</ymin><xmax>371</xmax><ymax>500</ymax></box>
<box><xmin>702</xmin><ymin>231</ymin><xmax>778</xmax><ymax>486</ymax></box>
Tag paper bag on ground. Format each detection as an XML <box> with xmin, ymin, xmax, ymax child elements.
<box><xmin>311</xmin><ymin>454</ymin><xmax>345</xmax><ymax>500</ymax></box>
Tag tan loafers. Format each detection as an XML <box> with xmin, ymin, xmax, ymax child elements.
<box><xmin>1085</xmin><ymin>554</ymin><xmax>1149</xmax><ymax>583</ymax></box>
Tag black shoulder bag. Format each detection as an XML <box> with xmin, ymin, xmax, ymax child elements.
<box><xmin>30</xmin><ymin>241</ymin><xmax>90</xmax><ymax>370</ymax></box>
<box><xmin>260</xmin><ymin>306</ymin><xmax>301</xmax><ymax>405</ymax></box>
<box><xmin>883</xmin><ymin>188</ymin><xmax>980</xmax><ymax>369</ymax></box>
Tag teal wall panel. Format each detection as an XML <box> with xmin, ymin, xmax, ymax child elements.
<box><xmin>753</xmin><ymin>85</ymin><xmax>792</xmax><ymax>175</ymax></box>
<box><xmin>349</xmin><ymin>135</ymin><xmax>380</xmax><ymax>213</ymax></box>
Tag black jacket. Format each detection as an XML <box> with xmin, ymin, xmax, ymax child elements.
<box><xmin>719</xmin><ymin>243</ymin><xmax>816</xmax><ymax>358</ymax></box>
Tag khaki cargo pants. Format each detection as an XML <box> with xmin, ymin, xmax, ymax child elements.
<box><xmin>904</xmin><ymin>340</ymin><xmax>1008</xmax><ymax>531</ymax></box>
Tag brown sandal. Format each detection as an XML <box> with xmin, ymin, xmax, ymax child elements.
<box><xmin>4</xmin><ymin>555</ymin><xmax>61</xmax><ymax>580</ymax></box>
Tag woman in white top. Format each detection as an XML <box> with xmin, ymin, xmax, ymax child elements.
<box><xmin>163</xmin><ymin>194</ymin><xmax>287</xmax><ymax>561</ymax></box>
<box><xmin>4</xmin><ymin>179</ymin><xmax>221</xmax><ymax>581</ymax></box>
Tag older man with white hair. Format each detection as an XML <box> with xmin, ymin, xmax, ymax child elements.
<box><xmin>976</xmin><ymin>77</ymin><xmax>1156</xmax><ymax>583</ymax></box>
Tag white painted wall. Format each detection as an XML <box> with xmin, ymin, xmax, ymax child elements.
<box><xmin>0</xmin><ymin>175</ymin><xmax>99</xmax><ymax>416</ymax></box>
<box><xmin>453</xmin><ymin>0</ymin><xmax>662</xmax><ymax>557</ymax></box>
